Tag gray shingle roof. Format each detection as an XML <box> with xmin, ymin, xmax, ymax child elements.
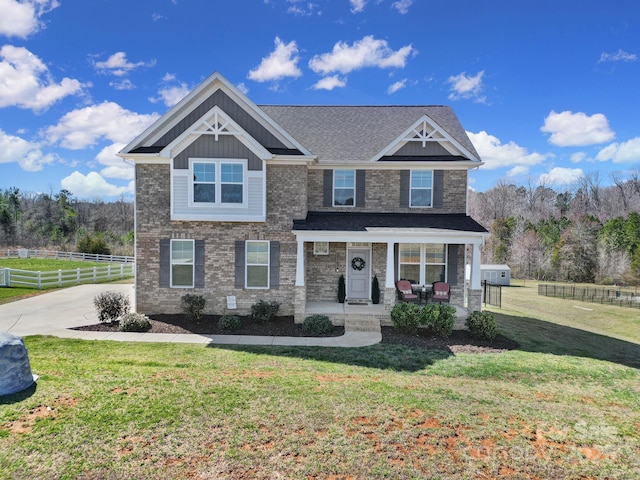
<box><xmin>260</xmin><ymin>105</ymin><xmax>480</xmax><ymax>164</ymax></box>
<box><xmin>293</xmin><ymin>211</ymin><xmax>488</xmax><ymax>233</ymax></box>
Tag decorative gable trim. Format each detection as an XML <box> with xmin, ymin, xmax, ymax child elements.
<box><xmin>161</xmin><ymin>105</ymin><xmax>271</xmax><ymax>161</ymax></box>
<box><xmin>372</xmin><ymin>114</ymin><xmax>480</xmax><ymax>162</ymax></box>
<box><xmin>120</xmin><ymin>72</ymin><xmax>311</xmax><ymax>157</ymax></box>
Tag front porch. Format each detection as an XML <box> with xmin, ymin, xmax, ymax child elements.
<box><xmin>305</xmin><ymin>300</ymin><xmax>470</xmax><ymax>331</ymax></box>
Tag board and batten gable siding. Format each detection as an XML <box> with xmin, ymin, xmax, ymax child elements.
<box><xmin>174</xmin><ymin>135</ymin><xmax>262</xmax><ymax>171</ymax></box>
<box><xmin>153</xmin><ymin>89</ymin><xmax>287</xmax><ymax>150</ymax></box>
<box><xmin>394</xmin><ymin>141</ymin><xmax>451</xmax><ymax>156</ymax></box>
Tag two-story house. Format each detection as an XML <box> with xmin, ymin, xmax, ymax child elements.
<box><xmin>119</xmin><ymin>71</ymin><xmax>488</xmax><ymax>325</ymax></box>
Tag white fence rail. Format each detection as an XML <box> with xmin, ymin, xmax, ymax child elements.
<box><xmin>2</xmin><ymin>249</ymin><xmax>134</xmax><ymax>264</ymax></box>
<box><xmin>1</xmin><ymin>264</ymin><xmax>134</xmax><ymax>289</ymax></box>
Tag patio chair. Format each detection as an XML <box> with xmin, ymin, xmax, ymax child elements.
<box><xmin>432</xmin><ymin>281</ymin><xmax>450</xmax><ymax>303</ymax></box>
<box><xmin>396</xmin><ymin>280</ymin><xmax>419</xmax><ymax>303</ymax></box>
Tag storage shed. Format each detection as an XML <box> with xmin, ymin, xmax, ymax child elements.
<box><xmin>480</xmin><ymin>264</ymin><xmax>511</xmax><ymax>286</ymax></box>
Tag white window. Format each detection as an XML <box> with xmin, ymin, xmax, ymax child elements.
<box><xmin>398</xmin><ymin>243</ymin><xmax>446</xmax><ymax>285</ymax></box>
<box><xmin>171</xmin><ymin>239</ymin><xmax>194</xmax><ymax>287</ymax></box>
<box><xmin>333</xmin><ymin>170</ymin><xmax>355</xmax><ymax>206</ymax></box>
<box><xmin>410</xmin><ymin>170</ymin><xmax>433</xmax><ymax>207</ymax></box>
<box><xmin>314</xmin><ymin>242</ymin><xmax>329</xmax><ymax>255</ymax></box>
<box><xmin>190</xmin><ymin>159</ymin><xmax>245</xmax><ymax>206</ymax></box>
<box><xmin>246</xmin><ymin>241</ymin><xmax>269</xmax><ymax>288</ymax></box>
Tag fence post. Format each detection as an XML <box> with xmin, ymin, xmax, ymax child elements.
<box><xmin>93</xmin><ymin>266</ymin><xmax>97</xmax><ymax>283</ymax></box>
<box><xmin>77</xmin><ymin>268</ymin><xmax>81</xmax><ymax>285</ymax></box>
<box><xmin>58</xmin><ymin>269</ymin><xmax>62</xmax><ymax>287</ymax></box>
<box><xmin>37</xmin><ymin>271</ymin><xmax>41</xmax><ymax>290</ymax></box>
<box><xmin>107</xmin><ymin>264</ymin><xmax>111</xmax><ymax>281</ymax></box>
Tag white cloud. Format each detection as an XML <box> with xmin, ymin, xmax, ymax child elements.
<box><xmin>287</xmin><ymin>0</ymin><xmax>320</xmax><ymax>16</ymax></box>
<box><xmin>539</xmin><ymin>167</ymin><xmax>584</xmax><ymax>185</ymax></box>
<box><xmin>467</xmin><ymin>130</ymin><xmax>550</xmax><ymax>173</ymax></box>
<box><xmin>541</xmin><ymin>110</ymin><xmax>615</xmax><ymax>147</ymax></box>
<box><xmin>350</xmin><ymin>0</ymin><xmax>366</xmax><ymax>13</ymax></box>
<box><xmin>596</xmin><ymin>137</ymin><xmax>640</xmax><ymax>163</ymax></box>
<box><xmin>311</xmin><ymin>75</ymin><xmax>347</xmax><ymax>90</ymax></box>
<box><xmin>95</xmin><ymin>143</ymin><xmax>133</xmax><ymax>180</ymax></box>
<box><xmin>570</xmin><ymin>152</ymin><xmax>587</xmax><ymax>163</ymax></box>
<box><xmin>598</xmin><ymin>49</ymin><xmax>637</xmax><ymax>63</ymax></box>
<box><xmin>0</xmin><ymin>45</ymin><xmax>86</xmax><ymax>111</ymax></box>
<box><xmin>0</xmin><ymin>128</ymin><xmax>54</xmax><ymax>171</ymax></box>
<box><xmin>392</xmin><ymin>0</ymin><xmax>412</xmax><ymax>14</ymax></box>
<box><xmin>0</xmin><ymin>0</ymin><xmax>59</xmax><ymax>38</ymax></box>
<box><xmin>309</xmin><ymin>35</ymin><xmax>414</xmax><ymax>75</ymax></box>
<box><xmin>247</xmin><ymin>37</ymin><xmax>302</xmax><ymax>82</ymax></box>
<box><xmin>150</xmin><ymin>83</ymin><xmax>190</xmax><ymax>107</ymax></box>
<box><xmin>61</xmin><ymin>171</ymin><xmax>133</xmax><ymax>198</ymax></box>
<box><xmin>94</xmin><ymin>51</ymin><xmax>155</xmax><ymax>76</ymax></box>
<box><xmin>236</xmin><ymin>82</ymin><xmax>249</xmax><ymax>95</ymax></box>
<box><xmin>387</xmin><ymin>79</ymin><xmax>406</xmax><ymax>94</ymax></box>
<box><xmin>447</xmin><ymin>71</ymin><xmax>486</xmax><ymax>103</ymax></box>
<box><xmin>110</xmin><ymin>79</ymin><xmax>135</xmax><ymax>90</ymax></box>
<box><xmin>45</xmin><ymin>101</ymin><xmax>160</xmax><ymax>149</ymax></box>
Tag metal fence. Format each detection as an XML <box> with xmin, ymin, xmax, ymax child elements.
<box><xmin>483</xmin><ymin>281</ymin><xmax>502</xmax><ymax>308</ymax></box>
<box><xmin>0</xmin><ymin>264</ymin><xmax>134</xmax><ymax>289</ymax></box>
<box><xmin>2</xmin><ymin>249</ymin><xmax>134</xmax><ymax>264</ymax></box>
<box><xmin>538</xmin><ymin>284</ymin><xmax>640</xmax><ymax>309</ymax></box>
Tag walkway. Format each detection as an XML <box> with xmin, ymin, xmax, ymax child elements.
<box><xmin>0</xmin><ymin>284</ymin><xmax>381</xmax><ymax>347</ymax></box>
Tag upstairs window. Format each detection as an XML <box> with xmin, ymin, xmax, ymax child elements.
<box><xmin>190</xmin><ymin>159</ymin><xmax>245</xmax><ymax>206</ymax></box>
<box><xmin>333</xmin><ymin>170</ymin><xmax>355</xmax><ymax>206</ymax></box>
<box><xmin>410</xmin><ymin>170</ymin><xmax>433</xmax><ymax>207</ymax></box>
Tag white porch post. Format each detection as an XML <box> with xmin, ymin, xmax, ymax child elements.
<box><xmin>470</xmin><ymin>242</ymin><xmax>482</xmax><ymax>289</ymax></box>
<box><xmin>385</xmin><ymin>242</ymin><xmax>395</xmax><ymax>288</ymax></box>
<box><xmin>295</xmin><ymin>239</ymin><xmax>305</xmax><ymax>286</ymax></box>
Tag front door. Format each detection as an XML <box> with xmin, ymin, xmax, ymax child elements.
<box><xmin>347</xmin><ymin>249</ymin><xmax>370</xmax><ymax>300</ymax></box>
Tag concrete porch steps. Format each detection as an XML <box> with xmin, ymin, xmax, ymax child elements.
<box><xmin>344</xmin><ymin>315</ymin><xmax>382</xmax><ymax>333</ymax></box>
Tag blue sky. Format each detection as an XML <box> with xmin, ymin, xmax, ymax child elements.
<box><xmin>1</xmin><ymin>0</ymin><xmax>639</xmax><ymax>200</ymax></box>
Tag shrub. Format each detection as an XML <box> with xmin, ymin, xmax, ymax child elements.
<box><xmin>251</xmin><ymin>300</ymin><xmax>280</xmax><ymax>323</ymax></box>
<box><xmin>218</xmin><ymin>314</ymin><xmax>241</xmax><ymax>331</ymax></box>
<box><xmin>430</xmin><ymin>304</ymin><xmax>456</xmax><ymax>338</ymax></box>
<box><xmin>466</xmin><ymin>311</ymin><xmax>497</xmax><ymax>340</ymax></box>
<box><xmin>78</xmin><ymin>233</ymin><xmax>111</xmax><ymax>255</ymax></box>
<box><xmin>181</xmin><ymin>294</ymin><xmax>206</xmax><ymax>322</ymax></box>
<box><xmin>93</xmin><ymin>290</ymin><xmax>130</xmax><ymax>323</ymax></box>
<box><xmin>302</xmin><ymin>314</ymin><xmax>333</xmax><ymax>335</ymax></box>
<box><xmin>390</xmin><ymin>302</ymin><xmax>422</xmax><ymax>334</ymax></box>
<box><xmin>419</xmin><ymin>304</ymin><xmax>439</xmax><ymax>328</ymax></box>
<box><xmin>119</xmin><ymin>312</ymin><xmax>151</xmax><ymax>332</ymax></box>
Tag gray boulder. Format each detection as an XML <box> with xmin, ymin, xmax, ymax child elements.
<box><xmin>0</xmin><ymin>333</ymin><xmax>38</xmax><ymax>396</ymax></box>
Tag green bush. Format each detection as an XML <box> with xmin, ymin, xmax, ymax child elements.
<box><xmin>93</xmin><ymin>290</ymin><xmax>130</xmax><ymax>323</ymax></box>
<box><xmin>250</xmin><ymin>300</ymin><xmax>280</xmax><ymax>323</ymax></box>
<box><xmin>78</xmin><ymin>233</ymin><xmax>111</xmax><ymax>255</ymax></box>
<box><xmin>181</xmin><ymin>294</ymin><xmax>206</xmax><ymax>322</ymax></box>
<box><xmin>119</xmin><ymin>312</ymin><xmax>151</xmax><ymax>332</ymax></box>
<box><xmin>390</xmin><ymin>302</ymin><xmax>422</xmax><ymax>334</ymax></box>
<box><xmin>430</xmin><ymin>304</ymin><xmax>456</xmax><ymax>337</ymax></box>
<box><xmin>302</xmin><ymin>314</ymin><xmax>333</xmax><ymax>335</ymax></box>
<box><xmin>466</xmin><ymin>311</ymin><xmax>497</xmax><ymax>340</ymax></box>
<box><xmin>218</xmin><ymin>314</ymin><xmax>241</xmax><ymax>331</ymax></box>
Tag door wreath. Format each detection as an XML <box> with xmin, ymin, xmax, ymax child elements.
<box><xmin>351</xmin><ymin>256</ymin><xmax>366</xmax><ymax>271</ymax></box>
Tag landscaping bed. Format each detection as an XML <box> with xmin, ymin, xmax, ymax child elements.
<box><xmin>73</xmin><ymin>314</ymin><xmax>518</xmax><ymax>353</ymax></box>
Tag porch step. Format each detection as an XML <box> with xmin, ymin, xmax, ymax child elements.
<box><xmin>344</xmin><ymin>315</ymin><xmax>381</xmax><ymax>333</ymax></box>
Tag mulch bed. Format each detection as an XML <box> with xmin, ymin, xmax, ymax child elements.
<box><xmin>73</xmin><ymin>314</ymin><xmax>519</xmax><ymax>354</ymax></box>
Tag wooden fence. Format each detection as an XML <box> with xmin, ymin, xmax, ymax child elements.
<box><xmin>0</xmin><ymin>264</ymin><xmax>134</xmax><ymax>289</ymax></box>
<box><xmin>538</xmin><ymin>284</ymin><xmax>640</xmax><ymax>309</ymax></box>
<box><xmin>2</xmin><ymin>249</ymin><xmax>134</xmax><ymax>264</ymax></box>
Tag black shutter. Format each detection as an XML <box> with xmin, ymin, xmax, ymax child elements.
<box><xmin>433</xmin><ymin>170</ymin><xmax>444</xmax><ymax>208</ymax></box>
<box><xmin>194</xmin><ymin>240</ymin><xmax>205</xmax><ymax>288</ymax></box>
<box><xmin>323</xmin><ymin>170</ymin><xmax>333</xmax><ymax>207</ymax></box>
<box><xmin>447</xmin><ymin>244</ymin><xmax>459</xmax><ymax>285</ymax></box>
<box><xmin>399</xmin><ymin>170</ymin><xmax>410</xmax><ymax>207</ymax></box>
<box><xmin>355</xmin><ymin>170</ymin><xmax>365</xmax><ymax>207</ymax></box>
<box><xmin>234</xmin><ymin>240</ymin><xmax>245</xmax><ymax>289</ymax></box>
<box><xmin>159</xmin><ymin>239</ymin><xmax>170</xmax><ymax>287</ymax></box>
<box><xmin>270</xmin><ymin>241</ymin><xmax>280</xmax><ymax>289</ymax></box>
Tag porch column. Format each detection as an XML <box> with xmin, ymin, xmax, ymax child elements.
<box><xmin>295</xmin><ymin>239</ymin><xmax>305</xmax><ymax>286</ymax></box>
<box><xmin>470</xmin><ymin>242</ymin><xmax>482</xmax><ymax>289</ymax></box>
<box><xmin>385</xmin><ymin>242</ymin><xmax>395</xmax><ymax>288</ymax></box>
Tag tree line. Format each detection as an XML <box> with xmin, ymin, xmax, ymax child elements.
<box><xmin>469</xmin><ymin>169</ymin><xmax>640</xmax><ymax>285</ymax></box>
<box><xmin>0</xmin><ymin>188</ymin><xmax>134</xmax><ymax>256</ymax></box>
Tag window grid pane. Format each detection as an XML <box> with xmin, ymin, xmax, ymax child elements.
<box><xmin>334</xmin><ymin>170</ymin><xmax>355</xmax><ymax>206</ymax></box>
<box><xmin>410</xmin><ymin>170</ymin><xmax>433</xmax><ymax>207</ymax></box>
<box><xmin>246</xmin><ymin>241</ymin><xmax>269</xmax><ymax>288</ymax></box>
<box><xmin>171</xmin><ymin>240</ymin><xmax>194</xmax><ymax>287</ymax></box>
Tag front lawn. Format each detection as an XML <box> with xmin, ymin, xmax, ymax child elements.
<box><xmin>1</xmin><ymin>332</ymin><xmax>638</xmax><ymax>478</ymax></box>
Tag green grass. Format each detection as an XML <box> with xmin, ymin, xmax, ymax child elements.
<box><xmin>0</xmin><ymin>258</ymin><xmax>107</xmax><ymax>271</ymax></box>
<box><xmin>0</xmin><ymin>283</ymin><xmax>639</xmax><ymax>479</ymax></box>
